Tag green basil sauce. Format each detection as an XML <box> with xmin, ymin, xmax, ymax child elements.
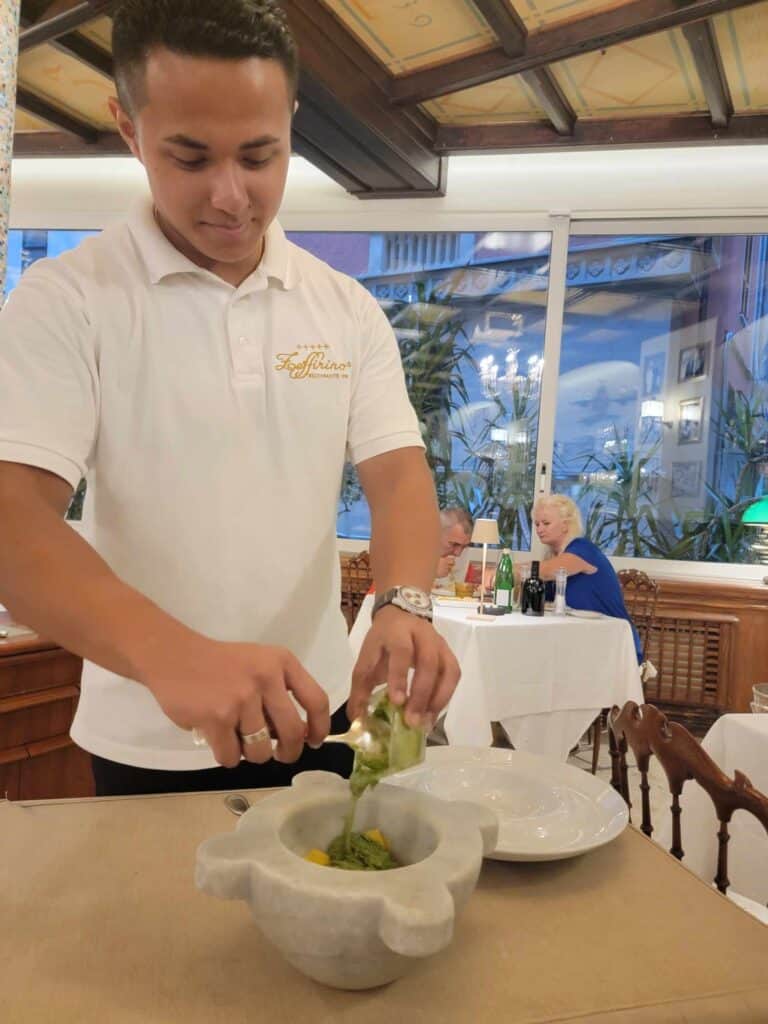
<box><xmin>326</xmin><ymin>694</ymin><xmax>424</xmax><ymax>870</ymax></box>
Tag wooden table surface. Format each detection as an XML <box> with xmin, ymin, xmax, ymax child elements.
<box><xmin>2</xmin><ymin>788</ymin><xmax>768</xmax><ymax>1023</ymax></box>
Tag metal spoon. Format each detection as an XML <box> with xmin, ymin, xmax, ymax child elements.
<box><xmin>195</xmin><ymin>709</ymin><xmax>386</xmax><ymax>756</ymax></box>
<box><xmin>325</xmin><ymin>716</ymin><xmax>386</xmax><ymax>755</ymax></box>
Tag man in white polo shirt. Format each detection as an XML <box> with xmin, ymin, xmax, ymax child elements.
<box><xmin>0</xmin><ymin>0</ymin><xmax>459</xmax><ymax>795</ymax></box>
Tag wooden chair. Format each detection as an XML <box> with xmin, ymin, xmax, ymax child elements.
<box><xmin>339</xmin><ymin>551</ymin><xmax>373</xmax><ymax>632</ymax></box>
<box><xmin>617</xmin><ymin>568</ymin><xmax>660</xmax><ymax>675</ymax></box>
<box><xmin>609</xmin><ymin>700</ymin><xmax>768</xmax><ymax>920</ymax></box>
<box><xmin>588</xmin><ymin>570</ymin><xmax>660</xmax><ymax>774</ymax></box>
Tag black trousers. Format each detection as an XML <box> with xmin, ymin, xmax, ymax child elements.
<box><xmin>91</xmin><ymin>706</ymin><xmax>353</xmax><ymax>796</ymax></box>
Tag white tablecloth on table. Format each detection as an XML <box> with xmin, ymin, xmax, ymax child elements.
<box><xmin>656</xmin><ymin>714</ymin><xmax>768</xmax><ymax>905</ymax></box>
<box><xmin>349</xmin><ymin>596</ymin><xmax>643</xmax><ymax>761</ymax></box>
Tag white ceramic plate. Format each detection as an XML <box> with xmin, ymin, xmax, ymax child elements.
<box><xmin>383</xmin><ymin>746</ymin><xmax>628</xmax><ymax>862</ymax></box>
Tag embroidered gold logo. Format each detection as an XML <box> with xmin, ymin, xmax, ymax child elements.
<box><xmin>274</xmin><ymin>343</ymin><xmax>352</xmax><ymax>380</ymax></box>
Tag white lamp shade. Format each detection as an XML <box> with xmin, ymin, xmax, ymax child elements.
<box><xmin>471</xmin><ymin>518</ymin><xmax>500</xmax><ymax>545</ymax></box>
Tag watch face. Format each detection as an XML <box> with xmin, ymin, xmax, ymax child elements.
<box><xmin>400</xmin><ymin>586</ymin><xmax>431</xmax><ymax>611</ymax></box>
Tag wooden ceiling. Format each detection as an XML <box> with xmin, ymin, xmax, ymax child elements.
<box><xmin>12</xmin><ymin>0</ymin><xmax>768</xmax><ymax>198</ymax></box>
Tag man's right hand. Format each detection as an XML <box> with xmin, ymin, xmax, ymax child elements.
<box><xmin>139</xmin><ymin>638</ymin><xmax>330</xmax><ymax>769</ymax></box>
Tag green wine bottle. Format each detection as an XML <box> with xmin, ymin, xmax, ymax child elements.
<box><xmin>494</xmin><ymin>548</ymin><xmax>514</xmax><ymax>613</ymax></box>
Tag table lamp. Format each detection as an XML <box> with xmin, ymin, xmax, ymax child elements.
<box><xmin>470</xmin><ymin>517</ymin><xmax>500</xmax><ymax>617</ymax></box>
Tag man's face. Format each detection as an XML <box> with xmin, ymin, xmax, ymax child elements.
<box><xmin>441</xmin><ymin>523</ymin><xmax>471</xmax><ymax>558</ymax></box>
<box><xmin>110</xmin><ymin>49</ymin><xmax>293</xmax><ymax>286</ymax></box>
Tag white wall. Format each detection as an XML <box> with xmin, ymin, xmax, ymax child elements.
<box><xmin>9</xmin><ymin>145</ymin><xmax>768</xmax><ymax>230</ymax></box>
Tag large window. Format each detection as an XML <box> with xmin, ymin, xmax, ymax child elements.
<box><xmin>553</xmin><ymin>233</ymin><xmax>768</xmax><ymax>565</ymax></box>
<box><xmin>5</xmin><ymin>222</ymin><xmax>768</xmax><ymax>568</ymax></box>
<box><xmin>288</xmin><ymin>231</ymin><xmax>552</xmax><ymax>544</ymax></box>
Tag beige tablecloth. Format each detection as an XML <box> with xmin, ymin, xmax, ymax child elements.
<box><xmin>3</xmin><ymin>789</ymin><xmax>768</xmax><ymax>1023</ymax></box>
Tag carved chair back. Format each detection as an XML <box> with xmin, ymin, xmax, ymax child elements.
<box><xmin>340</xmin><ymin>551</ymin><xmax>373</xmax><ymax>632</ymax></box>
<box><xmin>609</xmin><ymin>701</ymin><xmax>768</xmax><ymax>894</ymax></box>
<box><xmin>617</xmin><ymin>569</ymin><xmax>659</xmax><ymax>663</ymax></box>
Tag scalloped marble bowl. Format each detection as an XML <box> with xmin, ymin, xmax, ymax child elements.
<box><xmin>195</xmin><ymin>770</ymin><xmax>497</xmax><ymax>990</ymax></box>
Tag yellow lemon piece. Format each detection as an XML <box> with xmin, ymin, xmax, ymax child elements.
<box><xmin>304</xmin><ymin>849</ymin><xmax>331</xmax><ymax>866</ymax></box>
<box><xmin>363</xmin><ymin>828</ymin><xmax>389</xmax><ymax>850</ymax></box>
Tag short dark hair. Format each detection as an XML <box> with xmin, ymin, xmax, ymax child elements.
<box><xmin>112</xmin><ymin>0</ymin><xmax>299</xmax><ymax>112</ymax></box>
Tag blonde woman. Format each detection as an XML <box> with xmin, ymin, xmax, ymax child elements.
<box><xmin>532</xmin><ymin>495</ymin><xmax>642</xmax><ymax>663</ymax></box>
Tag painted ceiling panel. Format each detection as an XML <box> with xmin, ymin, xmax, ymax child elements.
<box><xmin>318</xmin><ymin>0</ymin><xmax>496</xmax><ymax>74</ymax></box>
<box><xmin>515</xmin><ymin>0</ymin><xmax>635</xmax><ymax>32</ymax></box>
<box><xmin>551</xmin><ymin>28</ymin><xmax>707</xmax><ymax>119</ymax></box>
<box><xmin>76</xmin><ymin>16</ymin><xmax>113</xmax><ymax>51</ymax></box>
<box><xmin>14</xmin><ymin>107</ymin><xmax>51</xmax><ymax>132</ymax></box>
<box><xmin>424</xmin><ymin>74</ymin><xmax>544</xmax><ymax>125</ymax></box>
<box><xmin>713</xmin><ymin>2</ymin><xmax>768</xmax><ymax>113</ymax></box>
<box><xmin>17</xmin><ymin>44</ymin><xmax>114</xmax><ymax>129</ymax></box>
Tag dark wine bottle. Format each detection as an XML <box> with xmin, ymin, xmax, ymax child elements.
<box><xmin>521</xmin><ymin>560</ymin><xmax>546</xmax><ymax>617</ymax></box>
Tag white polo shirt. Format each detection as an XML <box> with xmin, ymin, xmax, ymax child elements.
<box><xmin>0</xmin><ymin>202</ymin><xmax>423</xmax><ymax>769</ymax></box>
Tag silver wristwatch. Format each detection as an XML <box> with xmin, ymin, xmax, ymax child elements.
<box><xmin>372</xmin><ymin>585</ymin><xmax>433</xmax><ymax>622</ymax></box>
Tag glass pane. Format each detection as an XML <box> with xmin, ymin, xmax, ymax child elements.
<box><xmin>553</xmin><ymin>233</ymin><xmax>768</xmax><ymax>564</ymax></box>
<box><xmin>3</xmin><ymin>228</ymin><xmax>99</xmax><ymax>300</ymax></box>
<box><xmin>288</xmin><ymin>231</ymin><xmax>552</xmax><ymax>545</ymax></box>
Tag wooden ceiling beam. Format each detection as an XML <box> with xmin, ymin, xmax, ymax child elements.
<box><xmin>391</xmin><ymin>0</ymin><xmax>763</xmax><ymax>106</ymax></box>
<box><xmin>470</xmin><ymin>2</ymin><xmax>573</xmax><ymax>136</ymax></box>
<box><xmin>520</xmin><ymin>68</ymin><xmax>575</xmax><ymax>136</ymax></box>
<box><xmin>50</xmin><ymin>30</ymin><xmax>113</xmax><ymax>78</ymax></box>
<box><xmin>18</xmin><ymin>0</ymin><xmax>115</xmax><ymax>51</ymax></box>
<box><xmin>13</xmin><ymin>129</ymin><xmax>126</xmax><ymax>156</ymax></box>
<box><xmin>282</xmin><ymin>0</ymin><xmax>445</xmax><ymax>196</ymax></box>
<box><xmin>682</xmin><ymin>20</ymin><xmax>733</xmax><ymax>128</ymax></box>
<box><xmin>434</xmin><ymin>113</ymin><xmax>768</xmax><ymax>153</ymax></box>
<box><xmin>15</xmin><ymin>86</ymin><xmax>99</xmax><ymax>141</ymax></box>
<box><xmin>20</xmin><ymin>12</ymin><xmax>114</xmax><ymax>79</ymax></box>
<box><xmin>471</xmin><ymin>0</ymin><xmax>526</xmax><ymax>56</ymax></box>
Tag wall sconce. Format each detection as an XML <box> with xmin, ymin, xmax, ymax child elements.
<box><xmin>640</xmin><ymin>399</ymin><xmax>673</xmax><ymax>427</ymax></box>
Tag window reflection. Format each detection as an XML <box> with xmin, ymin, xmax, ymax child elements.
<box><xmin>288</xmin><ymin>231</ymin><xmax>552</xmax><ymax>544</ymax></box>
<box><xmin>553</xmin><ymin>234</ymin><xmax>768</xmax><ymax>564</ymax></box>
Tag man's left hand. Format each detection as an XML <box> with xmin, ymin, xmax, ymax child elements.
<box><xmin>348</xmin><ymin>606</ymin><xmax>460</xmax><ymax>728</ymax></box>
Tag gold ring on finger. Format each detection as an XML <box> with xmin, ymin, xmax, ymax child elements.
<box><xmin>238</xmin><ymin>726</ymin><xmax>271</xmax><ymax>746</ymax></box>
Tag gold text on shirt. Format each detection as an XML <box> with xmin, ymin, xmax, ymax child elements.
<box><xmin>274</xmin><ymin>349</ymin><xmax>352</xmax><ymax>380</ymax></box>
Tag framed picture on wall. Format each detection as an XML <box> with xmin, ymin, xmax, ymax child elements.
<box><xmin>678</xmin><ymin>397</ymin><xmax>704</xmax><ymax>444</ymax></box>
<box><xmin>641</xmin><ymin>352</ymin><xmax>666</xmax><ymax>397</ymax></box>
<box><xmin>678</xmin><ymin>342</ymin><xmax>709</xmax><ymax>383</ymax></box>
<box><xmin>671</xmin><ymin>460</ymin><xmax>702</xmax><ymax>498</ymax></box>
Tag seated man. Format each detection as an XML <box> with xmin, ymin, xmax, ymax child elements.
<box><xmin>434</xmin><ymin>507</ymin><xmax>473</xmax><ymax>587</ymax></box>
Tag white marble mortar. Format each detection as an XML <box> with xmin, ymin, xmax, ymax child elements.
<box><xmin>195</xmin><ymin>770</ymin><xmax>498</xmax><ymax>990</ymax></box>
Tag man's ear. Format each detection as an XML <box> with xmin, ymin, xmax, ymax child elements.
<box><xmin>108</xmin><ymin>96</ymin><xmax>143</xmax><ymax>163</ymax></box>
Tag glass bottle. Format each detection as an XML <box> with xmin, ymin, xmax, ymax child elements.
<box><xmin>521</xmin><ymin>560</ymin><xmax>546</xmax><ymax>617</ymax></box>
<box><xmin>493</xmin><ymin>549</ymin><xmax>514</xmax><ymax>612</ymax></box>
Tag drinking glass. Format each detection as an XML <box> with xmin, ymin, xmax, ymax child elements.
<box><xmin>752</xmin><ymin>683</ymin><xmax>768</xmax><ymax>710</ymax></box>
<box><xmin>554</xmin><ymin>568</ymin><xmax>567</xmax><ymax>615</ymax></box>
